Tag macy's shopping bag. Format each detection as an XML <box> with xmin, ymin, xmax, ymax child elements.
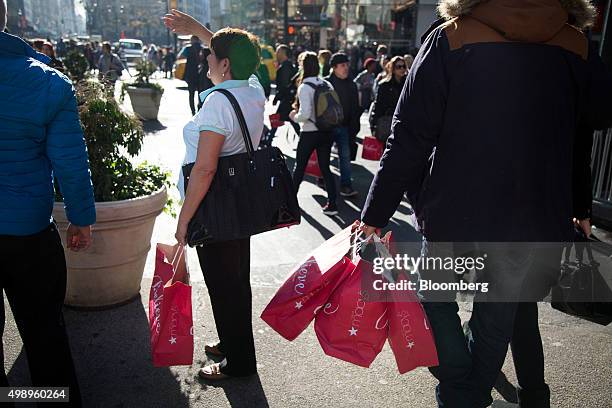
<box><xmin>149</xmin><ymin>244</ymin><xmax>194</xmax><ymax>367</ymax></box>
<box><xmin>386</xmin><ymin>276</ymin><xmax>438</xmax><ymax>374</ymax></box>
<box><xmin>314</xmin><ymin>258</ymin><xmax>388</xmax><ymax>368</ymax></box>
<box><xmin>305</xmin><ymin>151</ymin><xmax>322</xmax><ymax>178</ymax></box>
<box><xmin>361</xmin><ymin>136</ymin><xmax>385</xmax><ymax>161</ymax></box>
<box><xmin>261</xmin><ymin>226</ymin><xmax>357</xmax><ymax>341</ymax></box>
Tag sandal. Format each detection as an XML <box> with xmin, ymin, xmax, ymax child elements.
<box><xmin>204</xmin><ymin>342</ymin><xmax>225</xmax><ymax>357</ymax></box>
<box><xmin>198</xmin><ymin>363</ymin><xmax>230</xmax><ymax>381</ymax></box>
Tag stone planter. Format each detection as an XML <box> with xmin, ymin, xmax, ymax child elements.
<box><xmin>53</xmin><ymin>187</ymin><xmax>168</xmax><ymax>308</ymax></box>
<box><xmin>126</xmin><ymin>86</ymin><xmax>163</xmax><ymax>120</ymax></box>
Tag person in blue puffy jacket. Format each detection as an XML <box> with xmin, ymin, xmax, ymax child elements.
<box><xmin>0</xmin><ymin>1</ymin><xmax>95</xmax><ymax>405</ymax></box>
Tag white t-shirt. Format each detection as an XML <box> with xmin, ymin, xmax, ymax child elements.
<box><xmin>178</xmin><ymin>75</ymin><xmax>266</xmax><ymax>197</ymax></box>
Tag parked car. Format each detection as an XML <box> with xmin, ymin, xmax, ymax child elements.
<box><xmin>119</xmin><ymin>39</ymin><xmax>144</xmax><ymax>66</ymax></box>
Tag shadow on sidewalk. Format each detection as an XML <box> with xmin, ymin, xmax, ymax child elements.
<box><xmin>197</xmin><ymin>374</ymin><xmax>269</xmax><ymax>408</ymax></box>
<box><xmin>9</xmin><ymin>300</ymin><xmax>191</xmax><ymax>407</ymax></box>
<box><xmin>142</xmin><ymin>119</ymin><xmax>168</xmax><ymax>133</ymax></box>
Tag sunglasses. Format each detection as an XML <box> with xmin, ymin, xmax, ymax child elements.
<box><xmin>394</xmin><ymin>64</ymin><xmax>406</xmax><ymax>69</ymax></box>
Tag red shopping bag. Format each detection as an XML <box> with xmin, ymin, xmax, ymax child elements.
<box><xmin>362</xmin><ymin>136</ymin><xmax>385</xmax><ymax>161</ymax></box>
<box><xmin>261</xmin><ymin>226</ymin><xmax>357</xmax><ymax>341</ymax></box>
<box><xmin>149</xmin><ymin>244</ymin><xmax>194</xmax><ymax>367</ymax></box>
<box><xmin>387</xmin><ymin>275</ymin><xmax>439</xmax><ymax>373</ymax></box>
<box><xmin>314</xmin><ymin>258</ymin><xmax>389</xmax><ymax>368</ymax></box>
<box><xmin>269</xmin><ymin>113</ymin><xmax>284</xmax><ymax>128</ymax></box>
<box><xmin>305</xmin><ymin>151</ymin><xmax>322</xmax><ymax>178</ymax></box>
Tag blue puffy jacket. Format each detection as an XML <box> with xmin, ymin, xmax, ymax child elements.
<box><xmin>0</xmin><ymin>32</ymin><xmax>96</xmax><ymax>236</ymax></box>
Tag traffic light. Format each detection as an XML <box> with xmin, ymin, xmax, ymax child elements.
<box><xmin>288</xmin><ymin>25</ymin><xmax>295</xmax><ymax>35</ymax></box>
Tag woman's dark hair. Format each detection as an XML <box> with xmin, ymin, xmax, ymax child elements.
<box><xmin>300</xmin><ymin>52</ymin><xmax>319</xmax><ymax>82</ymax></box>
<box><xmin>210</xmin><ymin>28</ymin><xmax>261</xmax><ymax>80</ymax></box>
<box><xmin>292</xmin><ymin>52</ymin><xmax>319</xmax><ymax>110</ymax></box>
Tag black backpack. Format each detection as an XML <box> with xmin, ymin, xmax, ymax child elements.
<box><xmin>304</xmin><ymin>81</ymin><xmax>344</xmax><ymax>131</ymax></box>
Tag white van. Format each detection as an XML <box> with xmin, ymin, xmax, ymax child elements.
<box><xmin>119</xmin><ymin>39</ymin><xmax>144</xmax><ymax>66</ymax></box>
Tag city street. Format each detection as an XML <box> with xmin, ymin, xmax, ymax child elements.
<box><xmin>3</xmin><ymin>75</ymin><xmax>612</xmax><ymax>408</ymax></box>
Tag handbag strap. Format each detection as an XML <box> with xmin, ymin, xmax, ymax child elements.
<box><xmin>208</xmin><ymin>88</ymin><xmax>255</xmax><ymax>158</ymax></box>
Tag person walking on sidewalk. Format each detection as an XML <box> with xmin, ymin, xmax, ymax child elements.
<box><xmin>325</xmin><ymin>52</ymin><xmax>361</xmax><ymax>197</ymax></box>
<box><xmin>369</xmin><ymin>56</ymin><xmax>407</xmax><ymax>141</ymax></box>
<box><xmin>165</xmin><ymin>9</ymin><xmax>266</xmax><ymax>381</ymax></box>
<box><xmin>318</xmin><ymin>49</ymin><xmax>332</xmax><ymax>77</ymax></box>
<box><xmin>290</xmin><ymin>52</ymin><xmax>339</xmax><ymax>216</ymax></box>
<box><xmin>163</xmin><ymin>47</ymin><xmax>176</xmax><ymax>79</ymax></box>
<box><xmin>354</xmin><ymin>57</ymin><xmax>377</xmax><ymax>112</ymax></box>
<box><xmin>179</xmin><ymin>35</ymin><xmax>204</xmax><ymax>115</ymax></box>
<box><xmin>97</xmin><ymin>42</ymin><xmax>124</xmax><ymax>84</ymax></box>
<box><xmin>0</xmin><ymin>1</ymin><xmax>96</xmax><ymax>405</ymax></box>
<box><xmin>359</xmin><ymin>0</ymin><xmax>612</xmax><ymax>407</ymax></box>
<box><xmin>269</xmin><ymin>45</ymin><xmax>299</xmax><ymax>141</ymax></box>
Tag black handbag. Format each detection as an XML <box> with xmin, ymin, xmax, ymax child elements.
<box><xmin>374</xmin><ymin>115</ymin><xmax>393</xmax><ymax>142</ymax></box>
<box><xmin>182</xmin><ymin>88</ymin><xmax>301</xmax><ymax>246</ymax></box>
<box><xmin>551</xmin><ymin>229</ymin><xmax>612</xmax><ymax>326</ymax></box>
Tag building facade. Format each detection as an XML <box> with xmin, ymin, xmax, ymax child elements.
<box><xmin>208</xmin><ymin>0</ymin><xmax>417</xmax><ymax>51</ymax></box>
<box><xmin>6</xmin><ymin>0</ymin><xmax>83</xmax><ymax>38</ymax></box>
<box><xmin>176</xmin><ymin>0</ymin><xmax>210</xmax><ymax>27</ymax></box>
<box><xmin>84</xmin><ymin>0</ymin><xmax>167</xmax><ymax>44</ymax></box>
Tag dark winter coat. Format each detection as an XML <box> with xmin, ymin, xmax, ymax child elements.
<box><xmin>325</xmin><ymin>72</ymin><xmax>362</xmax><ymax>137</ymax></box>
<box><xmin>361</xmin><ymin>0</ymin><xmax>612</xmax><ymax>242</ymax></box>
<box><xmin>181</xmin><ymin>42</ymin><xmax>202</xmax><ymax>86</ymax></box>
<box><xmin>369</xmin><ymin>76</ymin><xmax>406</xmax><ymax>134</ymax></box>
<box><xmin>273</xmin><ymin>60</ymin><xmax>298</xmax><ymax>119</ymax></box>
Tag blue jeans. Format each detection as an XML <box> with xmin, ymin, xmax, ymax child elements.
<box><xmin>420</xmin><ymin>241</ymin><xmax>558</xmax><ymax>408</ymax></box>
<box><xmin>332</xmin><ymin>127</ymin><xmax>352</xmax><ymax>188</ymax></box>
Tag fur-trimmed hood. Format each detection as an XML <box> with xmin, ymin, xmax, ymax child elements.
<box><xmin>438</xmin><ymin>0</ymin><xmax>596</xmax><ymax>31</ymax></box>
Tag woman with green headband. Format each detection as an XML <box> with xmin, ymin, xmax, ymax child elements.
<box><xmin>164</xmin><ymin>10</ymin><xmax>265</xmax><ymax>381</ymax></box>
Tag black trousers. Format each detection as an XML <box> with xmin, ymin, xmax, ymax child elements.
<box><xmin>0</xmin><ymin>223</ymin><xmax>81</xmax><ymax>407</ymax></box>
<box><xmin>196</xmin><ymin>238</ymin><xmax>256</xmax><ymax>376</ymax></box>
<box><xmin>292</xmin><ymin>130</ymin><xmax>337</xmax><ymax>205</ymax></box>
<box><xmin>188</xmin><ymin>82</ymin><xmax>203</xmax><ymax>116</ymax></box>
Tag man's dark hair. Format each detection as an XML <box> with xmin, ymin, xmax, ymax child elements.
<box><xmin>211</xmin><ymin>27</ymin><xmax>260</xmax><ymax>80</ymax></box>
<box><xmin>102</xmin><ymin>42</ymin><xmax>111</xmax><ymax>52</ymax></box>
<box><xmin>276</xmin><ymin>44</ymin><xmax>290</xmax><ymax>58</ymax></box>
<box><xmin>377</xmin><ymin>44</ymin><xmax>388</xmax><ymax>55</ymax></box>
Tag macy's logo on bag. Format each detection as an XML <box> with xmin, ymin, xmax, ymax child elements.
<box><xmin>293</xmin><ymin>259</ymin><xmax>317</xmax><ymax>295</ymax></box>
<box><xmin>151</xmin><ymin>276</ymin><xmax>165</xmax><ymax>335</ymax></box>
<box><xmin>397</xmin><ymin>310</ymin><xmax>416</xmax><ymax>350</ymax></box>
<box><xmin>349</xmin><ymin>290</ymin><xmax>386</xmax><ymax>336</ymax></box>
<box><xmin>169</xmin><ymin>304</ymin><xmax>179</xmax><ymax>346</ymax></box>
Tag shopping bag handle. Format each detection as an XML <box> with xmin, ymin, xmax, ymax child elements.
<box><xmin>170</xmin><ymin>244</ymin><xmax>189</xmax><ymax>285</ymax></box>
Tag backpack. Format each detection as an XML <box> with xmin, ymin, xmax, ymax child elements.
<box><xmin>304</xmin><ymin>81</ymin><xmax>344</xmax><ymax>131</ymax></box>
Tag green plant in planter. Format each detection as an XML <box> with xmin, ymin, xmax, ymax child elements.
<box><xmin>120</xmin><ymin>59</ymin><xmax>164</xmax><ymax>101</ymax></box>
<box><xmin>63</xmin><ymin>49</ymin><xmax>89</xmax><ymax>81</ymax></box>
<box><xmin>56</xmin><ymin>80</ymin><xmax>174</xmax><ymax>214</ymax></box>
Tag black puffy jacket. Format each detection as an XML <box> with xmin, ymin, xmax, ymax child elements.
<box><xmin>369</xmin><ymin>76</ymin><xmax>406</xmax><ymax>133</ymax></box>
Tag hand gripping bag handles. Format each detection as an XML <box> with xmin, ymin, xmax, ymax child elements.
<box><xmin>182</xmin><ymin>88</ymin><xmax>301</xmax><ymax>246</ymax></box>
<box><xmin>149</xmin><ymin>244</ymin><xmax>194</xmax><ymax>367</ymax></box>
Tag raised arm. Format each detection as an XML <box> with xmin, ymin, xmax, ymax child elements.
<box><xmin>163</xmin><ymin>9</ymin><xmax>213</xmax><ymax>47</ymax></box>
